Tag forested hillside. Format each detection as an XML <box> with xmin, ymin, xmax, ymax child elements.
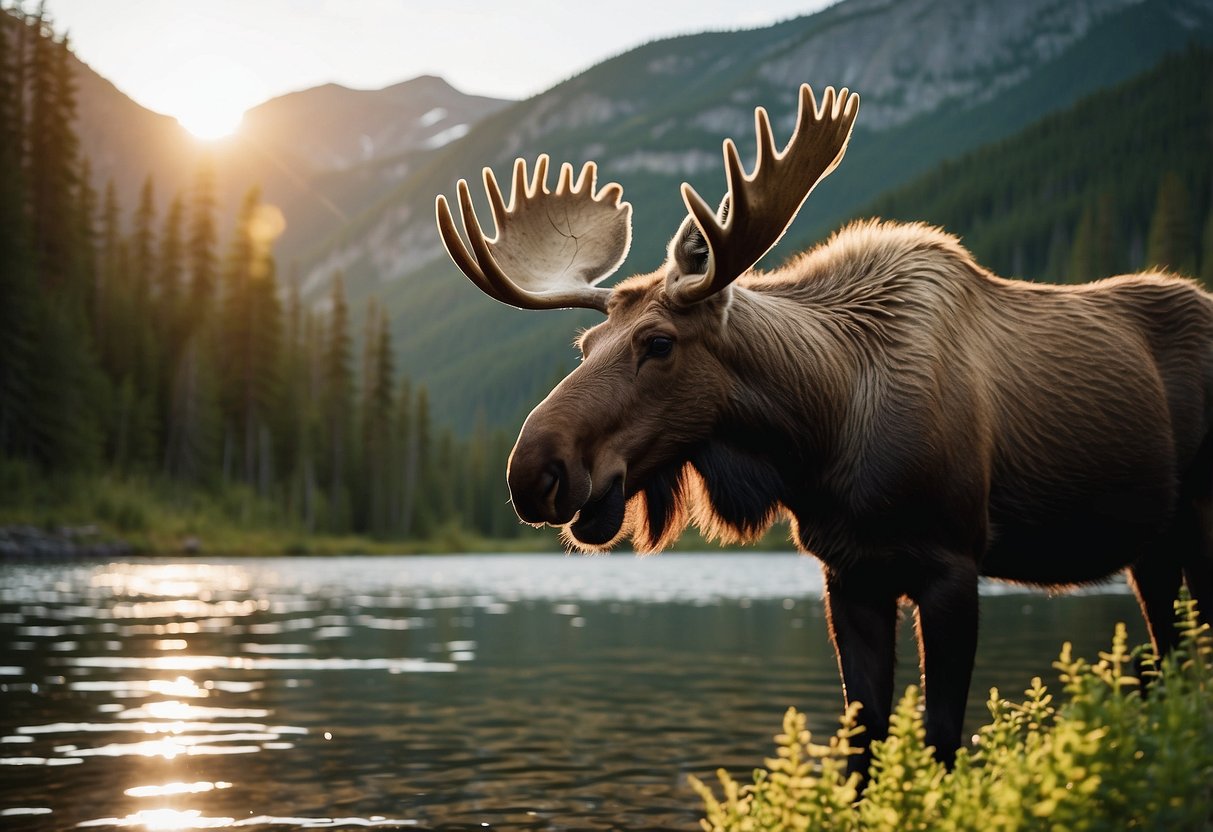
<box><xmin>0</xmin><ymin>8</ymin><xmax>527</xmax><ymax>548</ymax></box>
<box><xmin>861</xmin><ymin>47</ymin><xmax>1213</xmax><ymax>285</ymax></box>
<box><xmin>300</xmin><ymin>0</ymin><xmax>1213</xmax><ymax>432</ymax></box>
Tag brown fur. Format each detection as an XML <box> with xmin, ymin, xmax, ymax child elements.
<box><xmin>507</xmin><ymin>218</ymin><xmax>1213</xmax><ymax>771</ymax></box>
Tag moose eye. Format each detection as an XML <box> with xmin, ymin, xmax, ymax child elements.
<box><xmin>646</xmin><ymin>335</ymin><xmax>674</xmax><ymax>359</ymax></box>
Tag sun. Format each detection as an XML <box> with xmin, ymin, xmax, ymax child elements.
<box><xmin>178</xmin><ymin>103</ymin><xmax>244</xmax><ymax>141</ymax></box>
<box><xmin>165</xmin><ymin>55</ymin><xmax>260</xmax><ymax>141</ymax></box>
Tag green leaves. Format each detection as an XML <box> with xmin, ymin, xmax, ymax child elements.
<box><xmin>694</xmin><ymin>598</ymin><xmax>1213</xmax><ymax>831</ymax></box>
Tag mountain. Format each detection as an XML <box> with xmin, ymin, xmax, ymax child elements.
<box><xmin>235</xmin><ymin>76</ymin><xmax>510</xmax><ymax>258</ymax></box>
<box><xmin>290</xmin><ymin>0</ymin><xmax>1213</xmax><ymax>432</ymax></box>
<box><xmin>2</xmin><ymin>8</ymin><xmax>509</xmax><ymax>262</ymax></box>
<box><xmin>242</xmin><ymin>76</ymin><xmax>506</xmax><ymax>173</ymax></box>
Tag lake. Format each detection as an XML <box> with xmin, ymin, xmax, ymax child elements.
<box><xmin>0</xmin><ymin>553</ymin><xmax>1144</xmax><ymax>830</ymax></box>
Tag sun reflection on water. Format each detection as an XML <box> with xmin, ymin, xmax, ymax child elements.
<box><xmin>124</xmin><ymin>781</ymin><xmax>233</xmax><ymax>798</ymax></box>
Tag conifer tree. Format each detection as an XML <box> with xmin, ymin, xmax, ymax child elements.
<box><xmin>26</xmin><ymin>7</ymin><xmax>79</xmax><ymax>291</ymax></box>
<box><xmin>321</xmin><ymin>273</ymin><xmax>354</xmax><ymax>531</ymax></box>
<box><xmin>1066</xmin><ymin>193</ymin><xmax>1118</xmax><ymax>283</ymax></box>
<box><xmin>360</xmin><ymin>302</ymin><xmax>396</xmax><ymax>534</ymax></box>
<box><xmin>187</xmin><ymin>158</ymin><xmax>218</xmax><ymax>326</ymax></box>
<box><xmin>0</xmin><ymin>4</ymin><xmax>36</xmax><ymax>456</ymax></box>
<box><xmin>277</xmin><ymin>272</ymin><xmax>318</xmax><ymax>524</ymax></box>
<box><xmin>155</xmin><ymin>194</ymin><xmax>186</xmax><ymax>467</ymax></box>
<box><xmin>164</xmin><ymin>333</ymin><xmax>222</xmax><ymax>485</ymax></box>
<box><xmin>1146</xmin><ymin>171</ymin><xmax>1197</xmax><ymax>275</ymax></box>
<box><xmin>74</xmin><ymin>158</ymin><xmax>99</xmax><ymax>316</ymax></box>
<box><xmin>131</xmin><ymin>176</ymin><xmax>156</xmax><ymax>334</ymax></box>
<box><xmin>96</xmin><ymin>179</ymin><xmax>121</xmax><ymax>365</ymax></box>
<box><xmin>395</xmin><ymin>377</ymin><xmax>415</xmax><ymax>535</ymax></box>
<box><xmin>220</xmin><ymin>186</ymin><xmax>282</xmax><ymax>489</ymax></box>
<box><xmin>409</xmin><ymin>385</ymin><xmax>433</xmax><ymax>537</ymax></box>
<box><xmin>1200</xmin><ymin>206</ymin><xmax>1213</xmax><ymax>289</ymax></box>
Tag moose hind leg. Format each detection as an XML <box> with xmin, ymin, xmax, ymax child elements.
<box><xmin>1128</xmin><ymin>554</ymin><xmax>1184</xmax><ymax>657</ymax></box>
<box><xmin>1181</xmin><ymin>436</ymin><xmax>1213</xmax><ymax>623</ymax></box>
<box><xmin>911</xmin><ymin>557</ymin><xmax>979</xmax><ymax>769</ymax></box>
<box><xmin>823</xmin><ymin>571</ymin><xmax>898</xmax><ymax>777</ymax></box>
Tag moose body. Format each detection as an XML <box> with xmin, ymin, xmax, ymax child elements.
<box><xmin>435</xmin><ymin>85</ymin><xmax>1213</xmax><ymax>770</ymax></box>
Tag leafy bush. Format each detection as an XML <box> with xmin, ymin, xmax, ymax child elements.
<box><xmin>692</xmin><ymin>598</ymin><xmax>1213</xmax><ymax>831</ymax></box>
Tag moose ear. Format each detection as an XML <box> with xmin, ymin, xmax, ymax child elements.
<box><xmin>670</xmin><ymin>194</ymin><xmax>730</xmax><ymax>277</ymax></box>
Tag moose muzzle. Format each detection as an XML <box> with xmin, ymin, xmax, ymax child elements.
<box><xmin>507</xmin><ymin>430</ymin><xmax>592</xmax><ymax>526</ymax></box>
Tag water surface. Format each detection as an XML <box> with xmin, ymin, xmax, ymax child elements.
<box><xmin>0</xmin><ymin>553</ymin><xmax>1142</xmax><ymax>830</ymax></box>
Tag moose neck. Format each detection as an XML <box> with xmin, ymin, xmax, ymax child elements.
<box><xmin>715</xmin><ymin>282</ymin><xmax>854</xmax><ymax>466</ymax></box>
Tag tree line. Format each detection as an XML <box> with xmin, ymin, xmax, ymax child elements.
<box><xmin>0</xmin><ymin>5</ymin><xmax>524</xmax><ymax>542</ymax></box>
<box><xmin>863</xmin><ymin>47</ymin><xmax>1213</xmax><ymax>289</ymax></box>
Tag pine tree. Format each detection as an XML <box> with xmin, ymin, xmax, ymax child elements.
<box><xmin>321</xmin><ymin>273</ymin><xmax>354</xmax><ymax>531</ymax></box>
<box><xmin>410</xmin><ymin>385</ymin><xmax>434</xmax><ymax>537</ymax></box>
<box><xmin>26</xmin><ymin>7</ymin><xmax>79</xmax><ymax>291</ymax></box>
<box><xmin>1146</xmin><ymin>171</ymin><xmax>1197</xmax><ymax>275</ymax></box>
<box><xmin>1200</xmin><ymin>206</ymin><xmax>1213</xmax><ymax>289</ymax></box>
<box><xmin>74</xmin><ymin>158</ymin><xmax>99</xmax><ymax>321</ymax></box>
<box><xmin>96</xmin><ymin>178</ymin><xmax>121</xmax><ymax>366</ymax></box>
<box><xmin>164</xmin><ymin>332</ymin><xmax>222</xmax><ymax>485</ymax></box>
<box><xmin>131</xmin><ymin>177</ymin><xmax>155</xmax><ymax>288</ymax></box>
<box><xmin>19</xmin><ymin>10</ymin><xmax>104</xmax><ymax>472</ymax></box>
<box><xmin>155</xmin><ymin>193</ymin><xmax>186</xmax><ymax>468</ymax></box>
<box><xmin>0</xmin><ymin>4</ymin><xmax>36</xmax><ymax>456</ymax></box>
<box><xmin>359</xmin><ymin>302</ymin><xmax>396</xmax><ymax>535</ymax></box>
<box><xmin>277</xmin><ymin>271</ymin><xmax>318</xmax><ymax>525</ymax></box>
<box><xmin>394</xmin><ymin>377</ymin><xmax>415</xmax><ymax>536</ymax></box>
<box><xmin>187</xmin><ymin>158</ymin><xmax>218</xmax><ymax>327</ymax></box>
<box><xmin>157</xmin><ymin>194</ymin><xmax>185</xmax><ymax>321</ymax></box>
<box><xmin>220</xmin><ymin>186</ymin><xmax>282</xmax><ymax>489</ymax></box>
<box><xmin>1066</xmin><ymin>193</ymin><xmax>1119</xmax><ymax>283</ymax></box>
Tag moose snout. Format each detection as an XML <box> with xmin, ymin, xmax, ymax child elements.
<box><xmin>507</xmin><ymin>431</ymin><xmax>592</xmax><ymax>525</ymax></box>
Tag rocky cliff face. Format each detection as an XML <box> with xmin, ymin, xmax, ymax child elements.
<box><xmin>757</xmin><ymin>0</ymin><xmax>1142</xmax><ymax>130</ymax></box>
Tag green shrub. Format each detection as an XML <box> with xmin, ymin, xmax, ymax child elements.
<box><xmin>692</xmin><ymin>598</ymin><xmax>1213</xmax><ymax>831</ymax></box>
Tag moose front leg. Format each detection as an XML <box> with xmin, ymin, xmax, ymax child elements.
<box><xmin>911</xmin><ymin>557</ymin><xmax>979</xmax><ymax>768</ymax></box>
<box><xmin>822</xmin><ymin>571</ymin><xmax>899</xmax><ymax>776</ymax></box>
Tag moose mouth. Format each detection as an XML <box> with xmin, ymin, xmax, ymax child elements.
<box><xmin>568</xmin><ymin>476</ymin><xmax>626</xmax><ymax>546</ymax></box>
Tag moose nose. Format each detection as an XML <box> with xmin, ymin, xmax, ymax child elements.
<box><xmin>508</xmin><ymin>433</ymin><xmax>591</xmax><ymax>525</ymax></box>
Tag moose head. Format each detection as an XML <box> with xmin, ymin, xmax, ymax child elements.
<box><xmin>436</xmin><ymin>85</ymin><xmax>860</xmax><ymax>552</ymax></box>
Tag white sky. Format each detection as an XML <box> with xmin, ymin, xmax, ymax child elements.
<box><xmin>38</xmin><ymin>0</ymin><xmax>835</xmax><ymax>128</ymax></box>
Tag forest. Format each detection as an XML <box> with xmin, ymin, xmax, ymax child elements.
<box><xmin>0</xmin><ymin>7</ymin><xmax>530</xmax><ymax>550</ymax></box>
<box><xmin>862</xmin><ymin>48</ymin><xmax>1213</xmax><ymax>288</ymax></box>
<box><xmin>2</xmin><ymin>7</ymin><xmax>1211</xmax><ymax>553</ymax></box>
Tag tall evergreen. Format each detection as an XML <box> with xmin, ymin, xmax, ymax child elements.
<box><xmin>1067</xmin><ymin>193</ymin><xmax>1119</xmax><ymax>282</ymax></box>
<box><xmin>187</xmin><ymin>158</ymin><xmax>218</xmax><ymax>326</ymax></box>
<box><xmin>321</xmin><ymin>273</ymin><xmax>354</xmax><ymax>531</ymax></box>
<box><xmin>1201</xmin><ymin>206</ymin><xmax>1213</xmax><ymax>289</ymax></box>
<box><xmin>220</xmin><ymin>186</ymin><xmax>282</xmax><ymax>489</ymax></box>
<box><xmin>360</xmin><ymin>302</ymin><xmax>396</xmax><ymax>535</ymax></box>
<box><xmin>410</xmin><ymin>385</ymin><xmax>433</xmax><ymax>537</ymax></box>
<box><xmin>26</xmin><ymin>6</ymin><xmax>79</xmax><ymax>290</ymax></box>
<box><xmin>0</xmin><ymin>4</ymin><xmax>36</xmax><ymax>456</ymax></box>
<box><xmin>1146</xmin><ymin>172</ymin><xmax>1197</xmax><ymax>275</ymax></box>
<box><xmin>164</xmin><ymin>333</ymin><xmax>222</xmax><ymax>484</ymax></box>
<box><xmin>131</xmin><ymin>178</ymin><xmax>156</xmax><ymax>286</ymax></box>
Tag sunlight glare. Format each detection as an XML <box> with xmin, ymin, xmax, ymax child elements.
<box><xmin>105</xmin><ymin>808</ymin><xmax>233</xmax><ymax>830</ymax></box>
<box><xmin>124</xmin><ymin>781</ymin><xmax>232</xmax><ymax>799</ymax></box>
<box><xmin>168</xmin><ymin>55</ymin><xmax>259</xmax><ymax>141</ymax></box>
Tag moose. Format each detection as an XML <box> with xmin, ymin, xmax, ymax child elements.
<box><xmin>435</xmin><ymin>84</ymin><xmax>1213</xmax><ymax>771</ymax></box>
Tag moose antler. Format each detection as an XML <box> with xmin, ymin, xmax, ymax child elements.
<box><xmin>667</xmin><ymin>84</ymin><xmax>860</xmax><ymax>305</ymax></box>
<box><xmin>435</xmin><ymin>155</ymin><xmax>632</xmax><ymax>313</ymax></box>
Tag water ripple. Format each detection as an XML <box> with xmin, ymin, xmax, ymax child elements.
<box><xmin>0</xmin><ymin>554</ymin><xmax>1142</xmax><ymax>830</ymax></box>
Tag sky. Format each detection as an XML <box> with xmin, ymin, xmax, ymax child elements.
<box><xmin>38</xmin><ymin>0</ymin><xmax>835</xmax><ymax>138</ymax></box>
